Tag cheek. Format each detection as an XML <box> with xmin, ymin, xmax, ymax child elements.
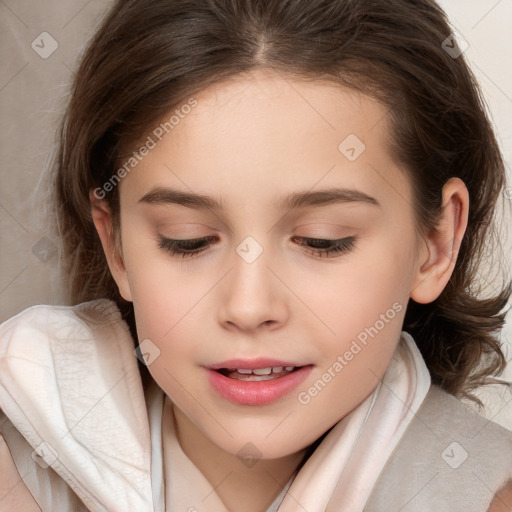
<box><xmin>127</xmin><ymin>266</ymin><xmax>208</xmax><ymax>406</ymax></box>
<box><xmin>296</xmin><ymin>242</ymin><xmax>413</xmax><ymax>332</ymax></box>
<box><xmin>293</xmin><ymin>263</ymin><xmax>410</xmax><ymax>433</ymax></box>
<box><xmin>119</xmin><ymin>233</ymin><xmax>198</xmax><ymax>336</ymax></box>
<box><xmin>121</xmin><ymin>244</ymin><xmax>217</xmax><ymax>383</ymax></box>
<box><xmin>290</xmin><ymin>237</ymin><xmax>415</xmax><ymax>394</ymax></box>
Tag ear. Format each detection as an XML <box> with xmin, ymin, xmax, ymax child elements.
<box><xmin>89</xmin><ymin>190</ymin><xmax>133</xmax><ymax>302</ymax></box>
<box><xmin>410</xmin><ymin>177</ymin><xmax>469</xmax><ymax>304</ymax></box>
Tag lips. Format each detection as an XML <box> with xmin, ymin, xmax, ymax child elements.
<box><xmin>205</xmin><ymin>359</ymin><xmax>313</xmax><ymax>406</ymax></box>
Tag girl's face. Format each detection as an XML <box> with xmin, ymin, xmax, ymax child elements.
<box><xmin>108</xmin><ymin>69</ymin><xmax>429</xmax><ymax>459</ymax></box>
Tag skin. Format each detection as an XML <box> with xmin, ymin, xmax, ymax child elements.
<box><xmin>486</xmin><ymin>479</ymin><xmax>512</xmax><ymax>512</ymax></box>
<box><xmin>0</xmin><ymin>435</ymin><xmax>41</xmax><ymax>511</ymax></box>
<box><xmin>92</xmin><ymin>68</ymin><xmax>469</xmax><ymax>511</ymax></box>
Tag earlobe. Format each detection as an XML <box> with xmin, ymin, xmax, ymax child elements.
<box><xmin>89</xmin><ymin>190</ymin><xmax>133</xmax><ymax>302</ymax></box>
<box><xmin>410</xmin><ymin>178</ymin><xmax>469</xmax><ymax>304</ymax></box>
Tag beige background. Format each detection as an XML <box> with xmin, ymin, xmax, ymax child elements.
<box><xmin>0</xmin><ymin>1</ymin><xmax>511</xmax><ymax>425</ymax></box>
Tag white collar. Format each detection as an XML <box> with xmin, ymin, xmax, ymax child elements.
<box><xmin>0</xmin><ymin>300</ymin><xmax>154</xmax><ymax>511</ymax></box>
<box><xmin>0</xmin><ymin>300</ymin><xmax>431</xmax><ymax>511</ymax></box>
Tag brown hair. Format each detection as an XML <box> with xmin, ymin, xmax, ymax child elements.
<box><xmin>54</xmin><ymin>0</ymin><xmax>511</xmax><ymax>406</ymax></box>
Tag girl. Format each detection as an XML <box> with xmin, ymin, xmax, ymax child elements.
<box><xmin>1</xmin><ymin>0</ymin><xmax>511</xmax><ymax>510</ymax></box>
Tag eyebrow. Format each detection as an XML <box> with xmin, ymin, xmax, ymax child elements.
<box><xmin>278</xmin><ymin>188</ymin><xmax>380</xmax><ymax>210</ymax></box>
<box><xmin>138</xmin><ymin>186</ymin><xmax>380</xmax><ymax>210</ymax></box>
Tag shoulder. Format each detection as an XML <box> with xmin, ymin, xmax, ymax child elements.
<box><xmin>419</xmin><ymin>384</ymin><xmax>512</xmax><ymax>445</ymax></box>
<box><xmin>365</xmin><ymin>384</ymin><xmax>512</xmax><ymax>511</ymax></box>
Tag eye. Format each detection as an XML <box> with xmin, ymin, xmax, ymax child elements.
<box><xmin>157</xmin><ymin>234</ymin><xmax>357</xmax><ymax>259</ymax></box>
<box><xmin>292</xmin><ymin>236</ymin><xmax>357</xmax><ymax>258</ymax></box>
<box><xmin>158</xmin><ymin>235</ymin><xmax>218</xmax><ymax>258</ymax></box>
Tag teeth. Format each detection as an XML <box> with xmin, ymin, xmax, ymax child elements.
<box><xmin>246</xmin><ymin>366</ymin><xmax>293</xmax><ymax>375</ymax></box>
<box><xmin>253</xmin><ymin>367</ymin><xmax>272</xmax><ymax>375</ymax></box>
<box><xmin>222</xmin><ymin>366</ymin><xmax>296</xmax><ymax>379</ymax></box>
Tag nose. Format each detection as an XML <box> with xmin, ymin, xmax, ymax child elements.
<box><xmin>217</xmin><ymin>246</ymin><xmax>289</xmax><ymax>333</ymax></box>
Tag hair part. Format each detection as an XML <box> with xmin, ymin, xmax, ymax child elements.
<box><xmin>54</xmin><ymin>0</ymin><xmax>511</xmax><ymax>406</ymax></box>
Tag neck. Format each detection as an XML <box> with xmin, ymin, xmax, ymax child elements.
<box><xmin>172</xmin><ymin>405</ymin><xmax>308</xmax><ymax>512</ymax></box>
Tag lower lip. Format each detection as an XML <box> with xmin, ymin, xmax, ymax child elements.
<box><xmin>206</xmin><ymin>366</ymin><xmax>313</xmax><ymax>406</ymax></box>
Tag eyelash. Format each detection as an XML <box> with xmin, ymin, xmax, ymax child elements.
<box><xmin>158</xmin><ymin>235</ymin><xmax>357</xmax><ymax>259</ymax></box>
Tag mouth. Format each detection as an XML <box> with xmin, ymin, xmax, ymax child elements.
<box><xmin>205</xmin><ymin>359</ymin><xmax>313</xmax><ymax>406</ymax></box>
<box><xmin>216</xmin><ymin>365</ymin><xmax>301</xmax><ymax>381</ymax></box>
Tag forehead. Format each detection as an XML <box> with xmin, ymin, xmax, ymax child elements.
<box><xmin>170</xmin><ymin>69</ymin><xmax>390</xmax><ymax>151</ymax></box>
<box><xmin>118</xmin><ymin>68</ymin><xmax>411</xmax><ymax>215</ymax></box>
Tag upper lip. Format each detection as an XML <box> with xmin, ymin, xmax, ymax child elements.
<box><xmin>205</xmin><ymin>358</ymin><xmax>307</xmax><ymax>370</ymax></box>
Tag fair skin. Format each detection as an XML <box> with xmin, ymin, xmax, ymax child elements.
<box><xmin>91</xmin><ymin>69</ymin><xmax>469</xmax><ymax>511</ymax></box>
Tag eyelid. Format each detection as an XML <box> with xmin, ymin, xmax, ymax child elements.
<box><xmin>158</xmin><ymin>235</ymin><xmax>218</xmax><ymax>258</ymax></box>
<box><xmin>157</xmin><ymin>234</ymin><xmax>357</xmax><ymax>260</ymax></box>
<box><xmin>292</xmin><ymin>235</ymin><xmax>357</xmax><ymax>258</ymax></box>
